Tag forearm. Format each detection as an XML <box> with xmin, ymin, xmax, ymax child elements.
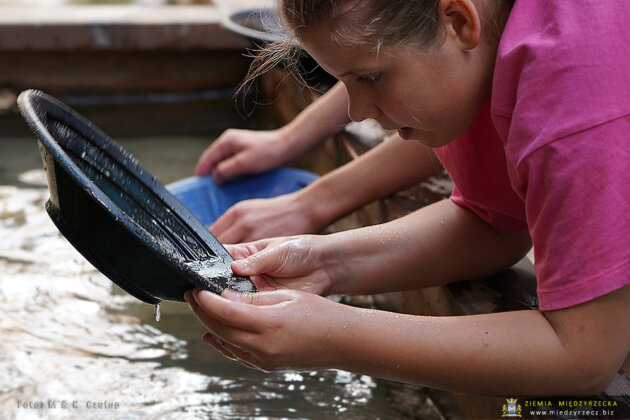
<box><xmin>302</xmin><ymin>133</ymin><xmax>443</xmax><ymax>230</ymax></box>
<box><xmin>279</xmin><ymin>82</ymin><xmax>351</xmax><ymax>161</ymax></box>
<box><xmin>333</xmin><ymin>306</ymin><xmax>609</xmax><ymax>396</ymax></box>
<box><xmin>191</xmin><ymin>264</ymin><xmax>630</xmax><ymax>396</ymax></box>
<box><xmin>323</xmin><ymin>199</ymin><xmax>531</xmax><ymax>294</ymax></box>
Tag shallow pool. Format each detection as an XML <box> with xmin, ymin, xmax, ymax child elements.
<box><xmin>0</xmin><ymin>133</ymin><xmax>442</xmax><ymax>419</ymax></box>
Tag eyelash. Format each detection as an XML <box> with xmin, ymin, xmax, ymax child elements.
<box><xmin>356</xmin><ymin>73</ymin><xmax>383</xmax><ymax>84</ymax></box>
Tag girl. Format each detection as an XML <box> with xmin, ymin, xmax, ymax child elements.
<box><xmin>187</xmin><ymin>0</ymin><xmax>630</xmax><ymax>396</ymax></box>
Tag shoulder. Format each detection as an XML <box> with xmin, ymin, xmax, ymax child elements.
<box><xmin>519</xmin><ymin>114</ymin><xmax>630</xmax><ymax>311</ymax></box>
<box><xmin>491</xmin><ymin>0</ymin><xmax>630</xmax><ymax>156</ymax></box>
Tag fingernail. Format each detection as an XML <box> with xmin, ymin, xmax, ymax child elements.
<box><xmin>221</xmin><ymin>288</ymin><xmax>236</xmax><ymax>299</ymax></box>
<box><xmin>232</xmin><ymin>259</ymin><xmax>250</xmax><ymax>272</ymax></box>
<box><xmin>196</xmin><ymin>289</ymin><xmax>214</xmax><ymax>302</ymax></box>
<box><xmin>184</xmin><ymin>291</ymin><xmax>192</xmax><ymax>306</ymax></box>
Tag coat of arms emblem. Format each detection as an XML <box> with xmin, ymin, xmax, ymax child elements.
<box><xmin>502</xmin><ymin>398</ymin><xmax>522</xmax><ymax>417</ymax></box>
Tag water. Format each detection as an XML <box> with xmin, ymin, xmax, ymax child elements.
<box><xmin>154</xmin><ymin>303</ymin><xmax>161</xmax><ymax>322</ymax></box>
<box><xmin>0</xmin><ymin>136</ymin><xmax>443</xmax><ymax>419</ymax></box>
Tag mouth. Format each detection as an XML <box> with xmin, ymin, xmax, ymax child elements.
<box><xmin>397</xmin><ymin>127</ymin><xmax>413</xmax><ymax>140</ymax></box>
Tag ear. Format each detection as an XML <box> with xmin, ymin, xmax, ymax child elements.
<box><xmin>438</xmin><ymin>0</ymin><xmax>482</xmax><ymax>50</ymax></box>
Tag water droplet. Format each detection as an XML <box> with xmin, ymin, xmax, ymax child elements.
<box><xmin>154</xmin><ymin>303</ymin><xmax>161</xmax><ymax>322</ymax></box>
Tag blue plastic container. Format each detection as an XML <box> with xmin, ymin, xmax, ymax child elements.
<box><xmin>167</xmin><ymin>168</ymin><xmax>319</xmax><ymax>226</ymax></box>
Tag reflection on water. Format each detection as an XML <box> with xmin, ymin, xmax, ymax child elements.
<box><xmin>0</xmin><ymin>142</ymin><xmax>442</xmax><ymax>418</ymax></box>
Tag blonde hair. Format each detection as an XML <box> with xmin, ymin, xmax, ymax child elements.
<box><xmin>241</xmin><ymin>0</ymin><xmax>514</xmax><ymax>91</ymax></box>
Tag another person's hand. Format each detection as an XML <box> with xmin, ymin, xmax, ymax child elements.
<box><xmin>186</xmin><ymin>287</ymin><xmax>351</xmax><ymax>372</ymax></box>
<box><xmin>210</xmin><ymin>192</ymin><xmax>324</xmax><ymax>244</ymax></box>
<box><xmin>225</xmin><ymin>235</ymin><xmax>333</xmax><ymax>295</ymax></box>
<box><xmin>195</xmin><ymin>128</ymin><xmax>291</xmax><ymax>184</ymax></box>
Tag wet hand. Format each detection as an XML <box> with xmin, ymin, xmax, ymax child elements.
<box><xmin>194</xmin><ymin>128</ymin><xmax>289</xmax><ymax>184</ymax></box>
<box><xmin>186</xmin><ymin>288</ymin><xmax>348</xmax><ymax>371</ymax></box>
<box><xmin>224</xmin><ymin>236</ymin><xmax>333</xmax><ymax>295</ymax></box>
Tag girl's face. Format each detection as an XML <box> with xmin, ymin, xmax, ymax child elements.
<box><xmin>302</xmin><ymin>18</ymin><xmax>497</xmax><ymax>148</ymax></box>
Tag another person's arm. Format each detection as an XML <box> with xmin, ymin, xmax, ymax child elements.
<box><xmin>195</xmin><ymin>82</ymin><xmax>350</xmax><ymax>183</ymax></box>
<box><xmin>210</xmin><ymin>134</ymin><xmax>443</xmax><ymax>243</ymax></box>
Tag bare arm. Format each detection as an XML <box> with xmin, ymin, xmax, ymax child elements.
<box><xmin>330</xmin><ymin>284</ymin><xmax>630</xmax><ymax>395</ymax></box>
<box><xmin>188</xmin><ymin>201</ymin><xmax>630</xmax><ymax>396</ymax></box>
<box><xmin>210</xmin><ymin>131</ymin><xmax>443</xmax><ymax>242</ymax></box>
<box><xmin>303</xmin><ymin>133</ymin><xmax>443</xmax><ymax>231</ymax></box>
<box><xmin>324</xmin><ymin>199</ymin><xmax>532</xmax><ymax>294</ymax></box>
<box><xmin>188</xmin><ymin>284</ymin><xmax>630</xmax><ymax>395</ymax></box>
<box><xmin>278</xmin><ymin>81</ymin><xmax>351</xmax><ymax>160</ymax></box>
<box><xmin>232</xmin><ymin>199</ymin><xmax>531</xmax><ymax>295</ymax></box>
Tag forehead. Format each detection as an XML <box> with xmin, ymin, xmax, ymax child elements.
<box><xmin>301</xmin><ymin>25</ymin><xmax>396</xmax><ymax>76</ymax></box>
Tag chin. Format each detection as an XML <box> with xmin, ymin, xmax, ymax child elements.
<box><xmin>411</xmin><ymin>133</ymin><xmax>452</xmax><ymax>148</ymax></box>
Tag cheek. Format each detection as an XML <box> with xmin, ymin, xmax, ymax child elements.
<box><xmin>375</xmin><ymin>87</ymin><xmax>412</xmax><ymax>119</ymax></box>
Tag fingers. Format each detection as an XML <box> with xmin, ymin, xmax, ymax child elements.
<box><xmin>195</xmin><ymin>130</ymin><xmax>255</xmax><ymax>183</ymax></box>
<box><xmin>212</xmin><ymin>153</ymin><xmax>253</xmax><ymax>185</ymax></box>
<box><xmin>209</xmin><ymin>212</ymin><xmax>240</xmax><ymax>244</ymax></box>
<box><xmin>195</xmin><ymin>139</ymin><xmax>233</xmax><ymax>177</ymax></box>
<box><xmin>186</xmin><ymin>288</ymin><xmax>298</xmax><ymax>370</ymax></box>
<box><xmin>210</xmin><ymin>198</ymin><xmax>294</xmax><ymax>245</ymax></box>
<box><xmin>209</xmin><ymin>205</ymin><xmax>249</xmax><ymax>244</ymax></box>
<box><xmin>202</xmin><ymin>333</ymin><xmax>259</xmax><ymax>369</ymax></box>
<box><xmin>249</xmin><ymin>274</ymin><xmax>281</xmax><ymax>292</ymax></box>
<box><xmin>186</xmin><ymin>290</ymin><xmax>260</xmax><ymax>355</ymax></box>
<box><xmin>187</xmin><ymin>289</ymin><xmax>256</xmax><ymax>331</ymax></box>
<box><xmin>202</xmin><ymin>331</ymin><xmax>238</xmax><ymax>360</ymax></box>
<box><xmin>219</xmin><ymin>288</ymin><xmax>295</xmax><ymax>305</ymax></box>
<box><xmin>189</xmin><ymin>288</ymin><xmax>285</xmax><ymax>334</ymax></box>
<box><xmin>225</xmin><ymin>239</ymin><xmax>274</xmax><ymax>261</ymax></box>
<box><xmin>229</xmin><ymin>244</ymin><xmax>285</xmax><ymax>277</ymax></box>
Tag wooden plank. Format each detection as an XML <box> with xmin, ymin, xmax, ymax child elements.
<box><xmin>0</xmin><ymin>6</ymin><xmax>250</xmax><ymax>51</ymax></box>
<box><xmin>0</xmin><ymin>50</ymin><xmax>250</xmax><ymax>95</ymax></box>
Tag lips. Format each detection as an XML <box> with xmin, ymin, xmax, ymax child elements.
<box><xmin>397</xmin><ymin>127</ymin><xmax>413</xmax><ymax>140</ymax></box>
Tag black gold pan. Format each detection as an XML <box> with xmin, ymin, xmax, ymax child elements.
<box><xmin>17</xmin><ymin>90</ymin><xmax>256</xmax><ymax>305</ymax></box>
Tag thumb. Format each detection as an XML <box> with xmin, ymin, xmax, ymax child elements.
<box><xmin>195</xmin><ymin>141</ymin><xmax>232</xmax><ymax>176</ymax></box>
<box><xmin>231</xmin><ymin>246</ymin><xmax>284</xmax><ymax>276</ymax></box>
<box><xmin>222</xmin><ymin>288</ymin><xmax>297</xmax><ymax>306</ymax></box>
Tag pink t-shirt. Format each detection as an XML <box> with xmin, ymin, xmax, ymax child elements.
<box><xmin>434</xmin><ymin>0</ymin><xmax>630</xmax><ymax>311</ymax></box>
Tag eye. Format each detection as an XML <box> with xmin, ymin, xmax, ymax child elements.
<box><xmin>356</xmin><ymin>73</ymin><xmax>383</xmax><ymax>84</ymax></box>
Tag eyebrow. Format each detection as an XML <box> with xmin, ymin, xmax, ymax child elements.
<box><xmin>338</xmin><ymin>68</ymin><xmax>380</xmax><ymax>78</ymax></box>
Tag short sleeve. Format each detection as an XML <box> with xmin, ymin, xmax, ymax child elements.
<box><xmin>516</xmin><ymin>115</ymin><xmax>630</xmax><ymax>311</ymax></box>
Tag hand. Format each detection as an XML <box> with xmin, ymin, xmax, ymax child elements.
<box><xmin>210</xmin><ymin>192</ymin><xmax>322</xmax><ymax>243</ymax></box>
<box><xmin>195</xmin><ymin>128</ymin><xmax>290</xmax><ymax>184</ymax></box>
<box><xmin>186</xmin><ymin>287</ymin><xmax>350</xmax><ymax>371</ymax></box>
<box><xmin>226</xmin><ymin>235</ymin><xmax>333</xmax><ymax>295</ymax></box>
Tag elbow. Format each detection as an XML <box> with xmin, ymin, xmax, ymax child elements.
<box><xmin>577</xmin><ymin>371</ymin><xmax>616</xmax><ymax>396</ymax></box>
<box><xmin>508</xmin><ymin>230</ymin><xmax>533</xmax><ymax>265</ymax></box>
<box><xmin>560</xmin><ymin>363</ymin><xmax>618</xmax><ymax>396</ymax></box>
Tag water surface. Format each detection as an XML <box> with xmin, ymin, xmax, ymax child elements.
<box><xmin>0</xmin><ymin>135</ymin><xmax>442</xmax><ymax>419</ymax></box>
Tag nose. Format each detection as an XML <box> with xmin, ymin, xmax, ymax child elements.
<box><xmin>346</xmin><ymin>88</ymin><xmax>381</xmax><ymax>122</ymax></box>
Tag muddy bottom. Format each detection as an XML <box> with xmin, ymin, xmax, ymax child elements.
<box><xmin>0</xmin><ymin>136</ymin><xmax>442</xmax><ymax>419</ymax></box>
